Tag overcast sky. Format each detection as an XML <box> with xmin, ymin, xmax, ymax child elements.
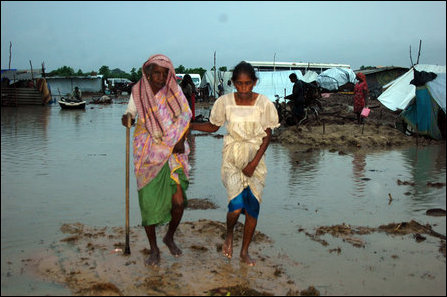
<box><xmin>1</xmin><ymin>1</ymin><xmax>446</xmax><ymax>73</ymax></box>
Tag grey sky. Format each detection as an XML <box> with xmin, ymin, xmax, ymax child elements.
<box><xmin>1</xmin><ymin>1</ymin><xmax>446</xmax><ymax>73</ymax></box>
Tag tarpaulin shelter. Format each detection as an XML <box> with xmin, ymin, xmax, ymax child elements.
<box><xmin>253</xmin><ymin>70</ymin><xmax>318</xmax><ymax>102</ymax></box>
<box><xmin>200</xmin><ymin>69</ymin><xmax>318</xmax><ymax>102</ymax></box>
<box><xmin>400</xmin><ymin>70</ymin><xmax>446</xmax><ymax>140</ymax></box>
<box><xmin>200</xmin><ymin>71</ymin><xmax>233</xmax><ymax>97</ymax></box>
<box><xmin>316</xmin><ymin>68</ymin><xmax>357</xmax><ymax>91</ymax></box>
<box><xmin>378</xmin><ymin>64</ymin><xmax>446</xmax><ymax>111</ymax></box>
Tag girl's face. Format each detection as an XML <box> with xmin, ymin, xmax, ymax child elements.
<box><xmin>233</xmin><ymin>72</ymin><xmax>256</xmax><ymax>95</ymax></box>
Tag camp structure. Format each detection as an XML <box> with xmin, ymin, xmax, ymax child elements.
<box><xmin>354</xmin><ymin>66</ymin><xmax>409</xmax><ymax>99</ymax></box>
<box><xmin>253</xmin><ymin>70</ymin><xmax>318</xmax><ymax>102</ymax></box>
<box><xmin>200</xmin><ymin>69</ymin><xmax>319</xmax><ymax>102</ymax></box>
<box><xmin>316</xmin><ymin>68</ymin><xmax>357</xmax><ymax>92</ymax></box>
<box><xmin>246</xmin><ymin>61</ymin><xmax>351</xmax><ymax>74</ymax></box>
<box><xmin>46</xmin><ymin>75</ymin><xmax>104</xmax><ymax>101</ymax></box>
<box><xmin>377</xmin><ymin>64</ymin><xmax>446</xmax><ymax>140</ymax></box>
<box><xmin>199</xmin><ymin>70</ymin><xmax>233</xmax><ymax>98</ymax></box>
<box><xmin>1</xmin><ymin>69</ymin><xmax>52</xmax><ymax>106</ymax></box>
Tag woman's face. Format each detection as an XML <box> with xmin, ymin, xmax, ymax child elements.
<box><xmin>233</xmin><ymin>72</ymin><xmax>256</xmax><ymax>96</ymax></box>
<box><xmin>147</xmin><ymin>64</ymin><xmax>169</xmax><ymax>93</ymax></box>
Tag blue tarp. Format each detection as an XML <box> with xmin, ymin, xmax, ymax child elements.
<box><xmin>401</xmin><ymin>86</ymin><xmax>442</xmax><ymax>140</ymax></box>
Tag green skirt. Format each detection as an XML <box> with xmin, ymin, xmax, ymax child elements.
<box><xmin>138</xmin><ymin>162</ymin><xmax>188</xmax><ymax>226</ymax></box>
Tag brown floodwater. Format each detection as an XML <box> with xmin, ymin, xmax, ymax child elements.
<box><xmin>1</xmin><ymin>102</ymin><xmax>445</xmax><ymax>295</ymax></box>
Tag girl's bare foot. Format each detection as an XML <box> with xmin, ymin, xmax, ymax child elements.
<box><xmin>163</xmin><ymin>236</ymin><xmax>182</xmax><ymax>256</ymax></box>
<box><xmin>145</xmin><ymin>249</ymin><xmax>160</xmax><ymax>266</ymax></box>
<box><xmin>223</xmin><ymin>236</ymin><xmax>233</xmax><ymax>259</ymax></box>
<box><xmin>240</xmin><ymin>252</ymin><xmax>255</xmax><ymax>266</ymax></box>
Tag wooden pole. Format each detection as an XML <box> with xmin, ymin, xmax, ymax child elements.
<box><xmin>124</xmin><ymin>114</ymin><xmax>131</xmax><ymax>255</ymax></box>
<box><xmin>9</xmin><ymin>42</ymin><xmax>12</xmax><ymax>70</ymax></box>
<box><xmin>213</xmin><ymin>51</ymin><xmax>216</xmax><ymax>99</ymax></box>
<box><xmin>29</xmin><ymin>60</ymin><xmax>34</xmax><ymax>85</ymax></box>
<box><xmin>409</xmin><ymin>45</ymin><xmax>414</xmax><ymax>67</ymax></box>
<box><xmin>416</xmin><ymin>40</ymin><xmax>422</xmax><ymax>64</ymax></box>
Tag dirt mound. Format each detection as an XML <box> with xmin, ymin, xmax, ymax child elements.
<box><xmin>272</xmin><ymin>93</ymin><xmax>442</xmax><ymax>149</ymax></box>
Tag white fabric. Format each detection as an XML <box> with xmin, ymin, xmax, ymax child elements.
<box><xmin>124</xmin><ymin>94</ymin><xmax>137</xmax><ymax>119</ymax></box>
<box><xmin>378</xmin><ymin>64</ymin><xmax>446</xmax><ymax>111</ymax></box>
<box><xmin>254</xmin><ymin>70</ymin><xmax>318</xmax><ymax>103</ymax></box>
<box><xmin>426</xmin><ymin>73</ymin><xmax>446</xmax><ymax>113</ymax></box>
<box><xmin>209</xmin><ymin>93</ymin><xmax>280</xmax><ymax>203</ymax></box>
<box><xmin>316</xmin><ymin>68</ymin><xmax>357</xmax><ymax>91</ymax></box>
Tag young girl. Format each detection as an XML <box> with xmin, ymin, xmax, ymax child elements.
<box><xmin>190</xmin><ymin>61</ymin><xmax>279</xmax><ymax>266</ymax></box>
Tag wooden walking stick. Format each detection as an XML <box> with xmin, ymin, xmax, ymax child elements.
<box><xmin>124</xmin><ymin>114</ymin><xmax>131</xmax><ymax>255</ymax></box>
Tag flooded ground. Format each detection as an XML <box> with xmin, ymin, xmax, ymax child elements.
<box><xmin>1</xmin><ymin>100</ymin><xmax>445</xmax><ymax>295</ymax></box>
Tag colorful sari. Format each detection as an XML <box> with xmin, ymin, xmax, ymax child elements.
<box><xmin>131</xmin><ymin>54</ymin><xmax>192</xmax><ymax>225</ymax></box>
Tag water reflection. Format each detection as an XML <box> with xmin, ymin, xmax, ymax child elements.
<box><xmin>352</xmin><ymin>150</ymin><xmax>366</xmax><ymax>198</ymax></box>
<box><xmin>401</xmin><ymin>143</ymin><xmax>446</xmax><ymax>204</ymax></box>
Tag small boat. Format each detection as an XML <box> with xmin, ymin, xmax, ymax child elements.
<box><xmin>58</xmin><ymin>97</ymin><xmax>86</xmax><ymax>109</ymax></box>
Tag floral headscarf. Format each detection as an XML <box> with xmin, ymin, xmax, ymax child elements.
<box><xmin>132</xmin><ymin>54</ymin><xmax>189</xmax><ymax>141</ymax></box>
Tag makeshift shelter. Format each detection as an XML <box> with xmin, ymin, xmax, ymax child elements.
<box><xmin>200</xmin><ymin>71</ymin><xmax>233</xmax><ymax>97</ymax></box>
<box><xmin>316</xmin><ymin>68</ymin><xmax>357</xmax><ymax>91</ymax></box>
<box><xmin>378</xmin><ymin>64</ymin><xmax>446</xmax><ymax>111</ymax></box>
<box><xmin>400</xmin><ymin>71</ymin><xmax>446</xmax><ymax>140</ymax></box>
<box><xmin>354</xmin><ymin>66</ymin><xmax>409</xmax><ymax>99</ymax></box>
<box><xmin>254</xmin><ymin>70</ymin><xmax>318</xmax><ymax>101</ymax></box>
<box><xmin>200</xmin><ymin>69</ymin><xmax>318</xmax><ymax>102</ymax></box>
<box><xmin>45</xmin><ymin>75</ymin><xmax>104</xmax><ymax>100</ymax></box>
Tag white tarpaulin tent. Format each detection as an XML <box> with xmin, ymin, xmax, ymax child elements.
<box><xmin>377</xmin><ymin>64</ymin><xmax>446</xmax><ymax>111</ymax></box>
<box><xmin>253</xmin><ymin>70</ymin><xmax>318</xmax><ymax>101</ymax></box>
<box><xmin>200</xmin><ymin>71</ymin><xmax>233</xmax><ymax>97</ymax></box>
<box><xmin>316</xmin><ymin>68</ymin><xmax>357</xmax><ymax>91</ymax></box>
<box><xmin>200</xmin><ymin>70</ymin><xmax>318</xmax><ymax>101</ymax></box>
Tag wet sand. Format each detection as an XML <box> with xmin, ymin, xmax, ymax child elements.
<box><xmin>27</xmin><ymin>216</ymin><xmax>304</xmax><ymax>296</ymax></box>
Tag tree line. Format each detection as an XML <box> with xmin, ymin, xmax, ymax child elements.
<box><xmin>47</xmin><ymin>65</ymin><xmax>229</xmax><ymax>82</ymax></box>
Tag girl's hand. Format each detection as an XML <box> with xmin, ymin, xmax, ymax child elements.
<box><xmin>242</xmin><ymin>161</ymin><xmax>256</xmax><ymax>177</ymax></box>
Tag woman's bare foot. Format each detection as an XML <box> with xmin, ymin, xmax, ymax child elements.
<box><xmin>145</xmin><ymin>249</ymin><xmax>160</xmax><ymax>266</ymax></box>
<box><xmin>223</xmin><ymin>236</ymin><xmax>233</xmax><ymax>259</ymax></box>
<box><xmin>240</xmin><ymin>252</ymin><xmax>256</xmax><ymax>266</ymax></box>
<box><xmin>163</xmin><ymin>236</ymin><xmax>182</xmax><ymax>256</ymax></box>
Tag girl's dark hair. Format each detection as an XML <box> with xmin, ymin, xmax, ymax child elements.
<box><xmin>231</xmin><ymin>61</ymin><xmax>258</xmax><ymax>82</ymax></box>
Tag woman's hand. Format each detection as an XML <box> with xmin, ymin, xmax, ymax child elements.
<box><xmin>172</xmin><ymin>134</ymin><xmax>186</xmax><ymax>154</ymax></box>
<box><xmin>121</xmin><ymin>114</ymin><xmax>135</xmax><ymax>128</ymax></box>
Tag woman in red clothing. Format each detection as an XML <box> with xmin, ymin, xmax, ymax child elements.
<box><xmin>353</xmin><ymin>72</ymin><xmax>369</xmax><ymax>124</ymax></box>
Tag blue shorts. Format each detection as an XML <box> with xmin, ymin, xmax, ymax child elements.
<box><xmin>228</xmin><ymin>186</ymin><xmax>260</xmax><ymax>219</ymax></box>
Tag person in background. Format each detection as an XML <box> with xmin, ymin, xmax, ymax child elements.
<box><xmin>72</xmin><ymin>86</ymin><xmax>82</xmax><ymax>101</ymax></box>
<box><xmin>190</xmin><ymin>61</ymin><xmax>279</xmax><ymax>266</ymax></box>
<box><xmin>284</xmin><ymin>73</ymin><xmax>305</xmax><ymax>123</ymax></box>
<box><xmin>121</xmin><ymin>54</ymin><xmax>192</xmax><ymax>266</ymax></box>
<box><xmin>354</xmin><ymin>72</ymin><xmax>369</xmax><ymax>124</ymax></box>
<box><xmin>218</xmin><ymin>78</ymin><xmax>224</xmax><ymax>96</ymax></box>
<box><xmin>180</xmin><ymin>74</ymin><xmax>197</xmax><ymax>121</ymax></box>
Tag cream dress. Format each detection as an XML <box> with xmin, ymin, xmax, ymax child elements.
<box><xmin>209</xmin><ymin>93</ymin><xmax>280</xmax><ymax>204</ymax></box>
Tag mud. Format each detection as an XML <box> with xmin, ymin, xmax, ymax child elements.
<box><xmin>271</xmin><ymin>93</ymin><xmax>444</xmax><ymax>149</ymax></box>
<box><xmin>26</xmin><ymin>220</ymin><xmax>306</xmax><ymax>296</ymax></box>
<box><xmin>300</xmin><ymin>220</ymin><xmax>446</xmax><ymax>256</ymax></box>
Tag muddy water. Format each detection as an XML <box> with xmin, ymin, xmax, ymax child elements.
<box><xmin>1</xmin><ymin>103</ymin><xmax>445</xmax><ymax>295</ymax></box>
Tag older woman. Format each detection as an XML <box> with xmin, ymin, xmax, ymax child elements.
<box><xmin>121</xmin><ymin>54</ymin><xmax>191</xmax><ymax>266</ymax></box>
